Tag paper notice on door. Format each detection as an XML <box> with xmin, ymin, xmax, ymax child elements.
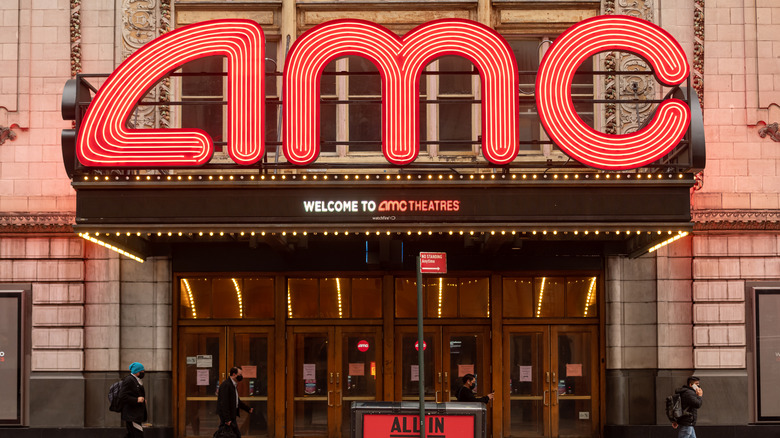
<box><xmin>519</xmin><ymin>365</ymin><xmax>533</xmax><ymax>382</ymax></box>
<box><xmin>242</xmin><ymin>365</ymin><xmax>257</xmax><ymax>379</ymax></box>
<box><xmin>566</xmin><ymin>363</ymin><xmax>583</xmax><ymax>377</ymax></box>
<box><xmin>186</xmin><ymin>356</ymin><xmax>197</xmax><ymax>365</ymax></box>
<box><xmin>196</xmin><ymin>355</ymin><xmax>213</xmax><ymax>368</ymax></box>
<box><xmin>411</xmin><ymin>365</ymin><xmax>419</xmax><ymax>382</ymax></box>
<box><xmin>196</xmin><ymin>369</ymin><xmax>209</xmax><ymax>386</ymax></box>
<box><xmin>303</xmin><ymin>363</ymin><xmax>316</xmax><ymax>380</ymax></box>
<box><xmin>349</xmin><ymin>363</ymin><xmax>365</xmax><ymax>376</ymax></box>
<box><xmin>458</xmin><ymin>364</ymin><xmax>474</xmax><ymax>377</ymax></box>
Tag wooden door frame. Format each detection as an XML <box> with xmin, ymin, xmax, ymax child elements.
<box><xmin>549</xmin><ymin>325</ymin><xmax>599</xmax><ymax>438</ymax></box>
<box><xmin>285</xmin><ymin>326</ymin><xmax>335</xmax><ymax>438</ymax></box>
<box><xmin>502</xmin><ymin>325</ymin><xmax>551</xmax><ymax>438</ymax></box>
<box><xmin>442</xmin><ymin>326</ymin><xmax>492</xmax><ymax>403</ymax></box>
<box><xmin>226</xmin><ymin>326</ymin><xmax>275</xmax><ymax>437</ymax></box>
<box><xmin>176</xmin><ymin>326</ymin><xmax>226</xmax><ymax>438</ymax></box>
<box><xmin>393</xmin><ymin>325</ymin><xmax>444</xmax><ymax>402</ymax></box>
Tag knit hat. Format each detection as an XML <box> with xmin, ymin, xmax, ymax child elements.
<box><xmin>129</xmin><ymin>362</ymin><xmax>145</xmax><ymax>374</ymax></box>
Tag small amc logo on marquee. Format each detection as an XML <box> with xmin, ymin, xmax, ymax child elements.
<box><xmin>364</xmin><ymin>414</ymin><xmax>475</xmax><ymax>438</ymax></box>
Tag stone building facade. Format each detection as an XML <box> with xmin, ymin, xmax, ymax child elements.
<box><xmin>0</xmin><ymin>0</ymin><xmax>779</xmax><ymax>437</ymax></box>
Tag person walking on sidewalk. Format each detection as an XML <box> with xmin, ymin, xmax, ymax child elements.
<box><xmin>455</xmin><ymin>373</ymin><xmax>494</xmax><ymax>404</ymax></box>
<box><xmin>672</xmin><ymin>376</ymin><xmax>704</xmax><ymax>438</ymax></box>
<box><xmin>119</xmin><ymin>362</ymin><xmax>148</xmax><ymax>438</ymax></box>
<box><xmin>217</xmin><ymin>366</ymin><xmax>254</xmax><ymax>438</ymax></box>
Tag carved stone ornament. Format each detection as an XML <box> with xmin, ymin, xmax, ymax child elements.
<box><xmin>693</xmin><ymin>209</ymin><xmax>780</xmax><ymax>231</ymax></box>
<box><xmin>0</xmin><ymin>126</ymin><xmax>17</xmax><ymax>145</ymax></box>
<box><xmin>0</xmin><ymin>213</ymin><xmax>76</xmax><ymax>233</ymax></box>
<box><xmin>758</xmin><ymin>122</ymin><xmax>780</xmax><ymax>142</ymax></box>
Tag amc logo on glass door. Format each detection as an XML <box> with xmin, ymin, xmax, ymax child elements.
<box><xmin>363</xmin><ymin>414</ymin><xmax>475</xmax><ymax>438</ymax></box>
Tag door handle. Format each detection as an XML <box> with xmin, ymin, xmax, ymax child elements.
<box><xmin>545</xmin><ymin>371</ymin><xmax>549</xmax><ymax>384</ymax></box>
<box><xmin>336</xmin><ymin>372</ymin><xmax>340</xmax><ymax>385</ymax></box>
<box><xmin>438</xmin><ymin>372</ymin><xmax>442</xmax><ymax>384</ymax></box>
<box><xmin>337</xmin><ymin>391</ymin><xmax>342</xmax><ymax>407</ymax></box>
<box><xmin>329</xmin><ymin>372</ymin><xmax>334</xmax><ymax>384</ymax></box>
<box><xmin>543</xmin><ymin>390</ymin><xmax>549</xmax><ymax>406</ymax></box>
<box><xmin>554</xmin><ymin>390</ymin><xmax>558</xmax><ymax>406</ymax></box>
<box><xmin>435</xmin><ymin>391</ymin><xmax>441</xmax><ymax>403</ymax></box>
<box><xmin>444</xmin><ymin>372</ymin><xmax>448</xmax><ymax>385</ymax></box>
<box><xmin>328</xmin><ymin>391</ymin><xmax>333</xmax><ymax>407</ymax></box>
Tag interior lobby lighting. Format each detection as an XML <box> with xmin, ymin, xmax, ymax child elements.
<box><xmin>78</xmin><ymin>233</ymin><xmax>144</xmax><ymax>263</ymax></box>
<box><xmin>182</xmin><ymin>278</ymin><xmax>196</xmax><ymax>318</ymax></box>
<box><xmin>648</xmin><ymin>232</ymin><xmax>689</xmax><ymax>253</ymax></box>
<box><xmin>229</xmin><ymin>278</ymin><xmax>243</xmax><ymax>318</ymax></box>
<box><xmin>336</xmin><ymin>278</ymin><xmax>343</xmax><ymax>318</ymax></box>
<box><xmin>584</xmin><ymin>277</ymin><xmax>597</xmax><ymax>317</ymax></box>
<box><xmin>536</xmin><ymin>277</ymin><xmax>546</xmax><ymax>317</ymax></box>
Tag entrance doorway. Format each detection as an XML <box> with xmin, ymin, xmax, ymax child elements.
<box><xmin>286</xmin><ymin>326</ymin><xmax>383</xmax><ymax>438</ymax></box>
<box><xmin>394</xmin><ymin>325</ymin><xmax>491</xmax><ymax>403</ymax></box>
<box><xmin>502</xmin><ymin>325</ymin><xmax>599</xmax><ymax>438</ymax></box>
<box><xmin>177</xmin><ymin>326</ymin><xmax>274</xmax><ymax>438</ymax></box>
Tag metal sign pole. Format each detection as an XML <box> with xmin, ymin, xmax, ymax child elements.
<box><xmin>416</xmin><ymin>255</ymin><xmax>426</xmax><ymax>438</ymax></box>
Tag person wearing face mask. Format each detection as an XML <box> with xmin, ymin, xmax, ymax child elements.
<box><xmin>217</xmin><ymin>366</ymin><xmax>254</xmax><ymax>438</ymax></box>
<box><xmin>672</xmin><ymin>376</ymin><xmax>703</xmax><ymax>438</ymax></box>
<box><xmin>456</xmin><ymin>373</ymin><xmax>494</xmax><ymax>404</ymax></box>
<box><xmin>119</xmin><ymin>362</ymin><xmax>148</xmax><ymax>438</ymax></box>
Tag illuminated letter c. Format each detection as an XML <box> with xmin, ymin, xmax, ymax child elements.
<box><xmin>536</xmin><ymin>16</ymin><xmax>690</xmax><ymax>170</ymax></box>
<box><xmin>78</xmin><ymin>20</ymin><xmax>264</xmax><ymax>167</ymax></box>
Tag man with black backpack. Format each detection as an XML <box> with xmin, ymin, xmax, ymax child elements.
<box><xmin>672</xmin><ymin>376</ymin><xmax>704</xmax><ymax>438</ymax></box>
<box><xmin>119</xmin><ymin>362</ymin><xmax>148</xmax><ymax>438</ymax></box>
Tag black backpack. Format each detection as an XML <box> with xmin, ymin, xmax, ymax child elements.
<box><xmin>108</xmin><ymin>380</ymin><xmax>123</xmax><ymax>412</ymax></box>
<box><xmin>665</xmin><ymin>392</ymin><xmax>683</xmax><ymax>422</ymax></box>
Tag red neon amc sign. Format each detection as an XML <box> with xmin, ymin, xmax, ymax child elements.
<box><xmin>76</xmin><ymin>16</ymin><xmax>690</xmax><ymax>170</ymax></box>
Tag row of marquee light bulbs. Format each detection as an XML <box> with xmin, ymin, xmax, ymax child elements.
<box><xmin>80</xmin><ymin>173</ymin><xmax>691</xmax><ymax>182</ymax></box>
<box><xmin>78</xmin><ymin>231</ymin><xmax>689</xmax><ymax>264</ymax></box>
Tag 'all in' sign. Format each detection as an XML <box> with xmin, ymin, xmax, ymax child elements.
<box><xmin>363</xmin><ymin>414</ymin><xmax>475</xmax><ymax>438</ymax></box>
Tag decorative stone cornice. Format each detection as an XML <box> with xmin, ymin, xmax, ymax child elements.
<box><xmin>693</xmin><ymin>209</ymin><xmax>780</xmax><ymax>231</ymax></box>
<box><xmin>758</xmin><ymin>122</ymin><xmax>780</xmax><ymax>142</ymax></box>
<box><xmin>0</xmin><ymin>213</ymin><xmax>76</xmax><ymax>233</ymax></box>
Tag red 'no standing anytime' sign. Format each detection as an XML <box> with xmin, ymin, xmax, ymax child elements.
<box><xmin>420</xmin><ymin>252</ymin><xmax>447</xmax><ymax>274</ymax></box>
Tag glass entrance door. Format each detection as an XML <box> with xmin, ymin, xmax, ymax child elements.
<box><xmin>178</xmin><ymin>326</ymin><xmax>274</xmax><ymax>438</ymax></box>
<box><xmin>502</xmin><ymin>325</ymin><xmax>598</xmax><ymax>438</ymax></box>
<box><xmin>394</xmin><ymin>326</ymin><xmax>491</xmax><ymax>403</ymax></box>
<box><xmin>287</xmin><ymin>326</ymin><xmax>383</xmax><ymax>438</ymax></box>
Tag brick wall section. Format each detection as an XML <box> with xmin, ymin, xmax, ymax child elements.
<box><xmin>119</xmin><ymin>256</ymin><xmax>172</xmax><ymax>372</ymax></box>
<box><xmin>0</xmin><ymin>0</ymin><xmax>74</xmax><ymax>213</ymax></box>
<box><xmin>691</xmin><ymin>234</ymin><xmax>780</xmax><ymax>368</ymax></box>
<box><xmin>0</xmin><ymin>236</ymin><xmax>85</xmax><ymax>371</ymax></box>
<box><xmin>84</xmin><ymin>244</ymin><xmax>120</xmax><ymax>371</ymax></box>
<box><xmin>656</xmin><ymin>237</ymin><xmax>694</xmax><ymax>369</ymax></box>
<box><xmin>606</xmin><ymin>254</ymin><xmax>658</xmax><ymax>369</ymax></box>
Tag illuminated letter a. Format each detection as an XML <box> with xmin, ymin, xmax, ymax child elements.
<box><xmin>78</xmin><ymin>20</ymin><xmax>264</xmax><ymax>166</ymax></box>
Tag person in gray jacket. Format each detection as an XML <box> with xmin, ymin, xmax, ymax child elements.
<box><xmin>672</xmin><ymin>376</ymin><xmax>703</xmax><ymax>438</ymax></box>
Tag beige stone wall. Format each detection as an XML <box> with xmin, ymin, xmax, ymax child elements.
<box><xmin>690</xmin><ymin>0</ymin><xmax>780</xmax><ymax>371</ymax></box>
<box><xmin>0</xmin><ymin>1</ymin><xmax>74</xmax><ymax>213</ymax></box>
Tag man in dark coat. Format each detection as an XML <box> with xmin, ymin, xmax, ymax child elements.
<box><xmin>672</xmin><ymin>376</ymin><xmax>703</xmax><ymax>438</ymax></box>
<box><xmin>119</xmin><ymin>362</ymin><xmax>148</xmax><ymax>438</ymax></box>
<box><xmin>455</xmin><ymin>373</ymin><xmax>494</xmax><ymax>404</ymax></box>
<box><xmin>217</xmin><ymin>366</ymin><xmax>254</xmax><ymax>438</ymax></box>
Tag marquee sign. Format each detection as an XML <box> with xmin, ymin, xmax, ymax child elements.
<box><xmin>74</xmin><ymin>16</ymin><xmax>690</xmax><ymax>170</ymax></box>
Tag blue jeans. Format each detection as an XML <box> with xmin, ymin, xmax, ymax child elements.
<box><xmin>678</xmin><ymin>425</ymin><xmax>696</xmax><ymax>438</ymax></box>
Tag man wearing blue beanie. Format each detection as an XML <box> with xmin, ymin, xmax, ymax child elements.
<box><xmin>119</xmin><ymin>362</ymin><xmax>148</xmax><ymax>437</ymax></box>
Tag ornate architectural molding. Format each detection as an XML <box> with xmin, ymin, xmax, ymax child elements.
<box><xmin>758</xmin><ymin>122</ymin><xmax>780</xmax><ymax>142</ymax></box>
<box><xmin>0</xmin><ymin>126</ymin><xmax>17</xmax><ymax>145</ymax></box>
<box><xmin>121</xmin><ymin>0</ymin><xmax>171</xmax><ymax>129</ymax></box>
<box><xmin>0</xmin><ymin>213</ymin><xmax>76</xmax><ymax>233</ymax></box>
<box><xmin>600</xmin><ymin>0</ymin><xmax>656</xmax><ymax>135</ymax></box>
<box><xmin>693</xmin><ymin>209</ymin><xmax>780</xmax><ymax>231</ymax></box>
<box><xmin>693</xmin><ymin>0</ymin><xmax>704</xmax><ymax>108</ymax></box>
<box><xmin>70</xmin><ymin>0</ymin><xmax>81</xmax><ymax>77</ymax></box>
